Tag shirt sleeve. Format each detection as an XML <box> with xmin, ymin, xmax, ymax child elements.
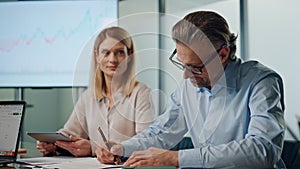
<box><xmin>122</xmin><ymin>91</ymin><xmax>188</xmax><ymax>157</ymax></box>
<box><xmin>134</xmin><ymin>84</ymin><xmax>156</xmax><ymax>133</ymax></box>
<box><xmin>58</xmin><ymin>92</ymin><xmax>89</xmax><ymax>139</ymax></box>
<box><xmin>179</xmin><ymin>75</ymin><xmax>285</xmax><ymax>168</ymax></box>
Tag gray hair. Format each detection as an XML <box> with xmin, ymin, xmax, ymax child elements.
<box><xmin>172</xmin><ymin>11</ymin><xmax>237</xmax><ymax>61</ymax></box>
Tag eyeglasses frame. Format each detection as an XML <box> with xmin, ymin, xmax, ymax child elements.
<box><xmin>169</xmin><ymin>45</ymin><xmax>226</xmax><ymax>75</ymax></box>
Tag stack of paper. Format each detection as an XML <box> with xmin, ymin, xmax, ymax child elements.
<box><xmin>18</xmin><ymin>156</ymin><xmax>122</xmax><ymax>169</ymax></box>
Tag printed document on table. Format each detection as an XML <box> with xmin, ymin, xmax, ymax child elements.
<box><xmin>18</xmin><ymin>156</ymin><xmax>123</xmax><ymax>169</ymax></box>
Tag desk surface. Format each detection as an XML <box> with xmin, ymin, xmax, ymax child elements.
<box><xmin>0</xmin><ymin>164</ymin><xmax>29</xmax><ymax>169</ymax></box>
<box><xmin>17</xmin><ymin>156</ymin><xmax>121</xmax><ymax>169</ymax></box>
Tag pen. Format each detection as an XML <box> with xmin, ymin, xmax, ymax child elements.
<box><xmin>98</xmin><ymin>126</ymin><xmax>119</xmax><ymax>165</ymax></box>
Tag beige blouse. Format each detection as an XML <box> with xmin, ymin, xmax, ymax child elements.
<box><xmin>59</xmin><ymin>82</ymin><xmax>155</xmax><ymax>155</ymax></box>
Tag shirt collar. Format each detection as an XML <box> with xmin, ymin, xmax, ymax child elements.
<box><xmin>223</xmin><ymin>58</ymin><xmax>240</xmax><ymax>89</ymax></box>
<box><xmin>197</xmin><ymin>58</ymin><xmax>241</xmax><ymax>94</ymax></box>
<box><xmin>197</xmin><ymin>87</ymin><xmax>212</xmax><ymax>94</ymax></box>
<box><xmin>98</xmin><ymin>90</ymin><xmax>127</xmax><ymax>104</ymax></box>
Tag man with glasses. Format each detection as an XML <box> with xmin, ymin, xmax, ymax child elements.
<box><xmin>96</xmin><ymin>11</ymin><xmax>285</xmax><ymax>168</ymax></box>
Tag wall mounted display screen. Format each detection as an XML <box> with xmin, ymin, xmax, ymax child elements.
<box><xmin>0</xmin><ymin>0</ymin><xmax>117</xmax><ymax>87</ymax></box>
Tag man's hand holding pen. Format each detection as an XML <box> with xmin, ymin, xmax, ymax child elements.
<box><xmin>96</xmin><ymin>127</ymin><xmax>123</xmax><ymax>165</ymax></box>
<box><xmin>95</xmin><ymin>143</ymin><xmax>123</xmax><ymax>165</ymax></box>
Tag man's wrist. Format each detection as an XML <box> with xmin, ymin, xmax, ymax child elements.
<box><xmin>169</xmin><ymin>150</ymin><xmax>179</xmax><ymax>167</ymax></box>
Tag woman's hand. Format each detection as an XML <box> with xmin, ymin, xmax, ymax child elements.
<box><xmin>55</xmin><ymin>135</ymin><xmax>92</xmax><ymax>157</ymax></box>
<box><xmin>36</xmin><ymin>140</ymin><xmax>56</xmax><ymax>156</ymax></box>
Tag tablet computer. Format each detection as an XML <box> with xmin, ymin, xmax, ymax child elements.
<box><xmin>27</xmin><ymin>132</ymin><xmax>72</xmax><ymax>143</ymax></box>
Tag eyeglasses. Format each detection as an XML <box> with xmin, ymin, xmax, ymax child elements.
<box><xmin>169</xmin><ymin>46</ymin><xmax>225</xmax><ymax>75</ymax></box>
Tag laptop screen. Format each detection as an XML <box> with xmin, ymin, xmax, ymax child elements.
<box><xmin>0</xmin><ymin>101</ymin><xmax>26</xmax><ymax>160</ymax></box>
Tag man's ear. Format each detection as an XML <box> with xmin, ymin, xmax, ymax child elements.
<box><xmin>219</xmin><ymin>46</ymin><xmax>230</xmax><ymax>63</ymax></box>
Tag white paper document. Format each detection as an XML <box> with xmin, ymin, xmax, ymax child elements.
<box><xmin>18</xmin><ymin>156</ymin><xmax>122</xmax><ymax>169</ymax></box>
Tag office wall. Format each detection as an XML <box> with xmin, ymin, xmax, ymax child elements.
<box><xmin>248</xmin><ymin>0</ymin><xmax>300</xmax><ymax>140</ymax></box>
<box><xmin>118</xmin><ymin>0</ymin><xmax>160</xmax><ymax>114</ymax></box>
<box><xmin>0</xmin><ymin>87</ymin><xmax>75</xmax><ymax>157</ymax></box>
<box><xmin>23</xmin><ymin>89</ymin><xmax>75</xmax><ymax>157</ymax></box>
<box><xmin>0</xmin><ymin>88</ymin><xmax>14</xmax><ymax>99</ymax></box>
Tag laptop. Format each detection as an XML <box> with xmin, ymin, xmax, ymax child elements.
<box><xmin>0</xmin><ymin>100</ymin><xmax>26</xmax><ymax>165</ymax></box>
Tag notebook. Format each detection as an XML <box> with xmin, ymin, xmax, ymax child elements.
<box><xmin>0</xmin><ymin>100</ymin><xmax>26</xmax><ymax>165</ymax></box>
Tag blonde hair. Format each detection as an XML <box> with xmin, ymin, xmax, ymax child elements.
<box><xmin>89</xmin><ymin>26</ymin><xmax>138</xmax><ymax>99</ymax></box>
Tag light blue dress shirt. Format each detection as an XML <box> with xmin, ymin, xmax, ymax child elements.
<box><xmin>121</xmin><ymin>58</ymin><xmax>285</xmax><ymax>168</ymax></box>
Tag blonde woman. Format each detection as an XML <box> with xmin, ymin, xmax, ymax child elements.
<box><xmin>36</xmin><ymin>27</ymin><xmax>155</xmax><ymax>157</ymax></box>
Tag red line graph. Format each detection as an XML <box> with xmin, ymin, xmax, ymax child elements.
<box><xmin>0</xmin><ymin>10</ymin><xmax>100</xmax><ymax>53</ymax></box>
